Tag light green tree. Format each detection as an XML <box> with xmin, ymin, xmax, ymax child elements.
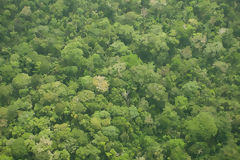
<box><xmin>12</xmin><ymin>73</ymin><xmax>31</xmax><ymax>89</ymax></box>
<box><xmin>185</xmin><ymin>112</ymin><xmax>218</xmax><ymax>141</ymax></box>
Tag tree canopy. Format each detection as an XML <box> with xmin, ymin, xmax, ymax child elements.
<box><xmin>0</xmin><ymin>0</ymin><xmax>240</xmax><ymax>159</ymax></box>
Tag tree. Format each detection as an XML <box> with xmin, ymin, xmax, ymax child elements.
<box><xmin>174</xmin><ymin>96</ymin><xmax>189</xmax><ymax>115</ymax></box>
<box><xmin>188</xmin><ymin>142</ymin><xmax>210</xmax><ymax>158</ymax></box>
<box><xmin>37</xmin><ymin>81</ymin><xmax>69</xmax><ymax>105</ymax></box>
<box><xmin>120</xmin><ymin>54</ymin><xmax>142</xmax><ymax>68</ymax></box>
<box><xmin>0</xmin><ymin>154</ymin><xmax>13</xmax><ymax>160</ymax></box>
<box><xmin>90</xmin><ymin>110</ymin><xmax>111</xmax><ymax>130</ymax></box>
<box><xmin>49</xmin><ymin>0</ymin><xmax>68</xmax><ymax>18</ymax></box>
<box><xmin>155</xmin><ymin>104</ymin><xmax>180</xmax><ymax>132</ymax></box>
<box><xmin>165</xmin><ymin>139</ymin><xmax>191</xmax><ymax>160</ymax></box>
<box><xmin>182</xmin><ymin>81</ymin><xmax>200</xmax><ymax>99</ymax></box>
<box><xmin>108</xmin><ymin>40</ymin><xmax>131</xmax><ymax>56</ymax></box>
<box><xmin>114</xmin><ymin>23</ymin><xmax>135</xmax><ymax>44</ymax></box>
<box><xmin>61</xmin><ymin>37</ymin><xmax>87</xmax><ymax>67</ymax></box>
<box><xmin>53</xmin><ymin>150</ymin><xmax>70</xmax><ymax>160</ymax></box>
<box><xmin>0</xmin><ymin>107</ymin><xmax>8</xmax><ymax>133</ymax></box>
<box><xmin>203</xmin><ymin>41</ymin><xmax>226</xmax><ymax>64</ymax></box>
<box><xmin>109</xmin><ymin>88</ymin><xmax>127</xmax><ymax>105</ymax></box>
<box><xmin>102</xmin><ymin>126</ymin><xmax>120</xmax><ymax>140</ymax></box>
<box><xmin>78</xmin><ymin>76</ymin><xmax>94</xmax><ymax>90</ymax></box>
<box><xmin>53</xmin><ymin>149</ymin><xmax>70</xmax><ymax>160</ymax></box>
<box><xmin>0</xmin><ymin>64</ymin><xmax>21</xmax><ymax>82</ymax></box>
<box><xmin>32</xmin><ymin>137</ymin><xmax>53</xmax><ymax>160</ymax></box>
<box><xmin>185</xmin><ymin>112</ymin><xmax>218</xmax><ymax>142</ymax></box>
<box><xmin>75</xmin><ymin>90</ymin><xmax>95</xmax><ymax>103</ymax></box>
<box><xmin>213</xmin><ymin>61</ymin><xmax>229</xmax><ymax>73</ymax></box>
<box><xmin>71</xmin><ymin>128</ymin><xmax>88</xmax><ymax>146</ymax></box>
<box><xmin>133</xmin><ymin>25</ymin><xmax>171</xmax><ymax>66</ymax></box>
<box><xmin>145</xmin><ymin>83</ymin><xmax>168</xmax><ymax>102</ymax></box>
<box><xmin>117</xmin><ymin>12</ymin><xmax>141</xmax><ymax>26</ymax></box>
<box><xmin>124</xmin><ymin>63</ymin><xmax>161</xmax><ymax>87</ymax></box>
<box><xmin>93</xmin><ymin>76</ymin><xmax>109</xmax><ymax>92</ymax></box>
<box><xmin>75</xmin><ymin>144</ymin><xmax>101</xmax><ymax>160</ymax></box>
<box><xmin>141</xmin><ymin>136</ymin><xmax>163</xmax><ymax>159</ymax></box>
<box><xmin>9</xmin><ymin>138</ymin><xmax>28</xmax><ymax>159</ymax></box>
<box><xmin>54</xmin><ymin>102</ymin><xmax>66</xmax><ymax>116</ymax></box>
<box><xmin>0</xmin><ymin>0</ymin><xmax>239</xmax><ymax>159</ymax></box>
<box><xmin>83</xmin><ymin>18</ymin><xmax>114</xmax><ymax>49</ymax></box>
<box><xmin>128</xmin><ymin>106</ymin><xmax>139</xmax><ymax>119</ymax></box>
<box><xmin>214</xmin><ymin>140</ymin><xmax>240</xmax><ymax>160</ymax></box>
<box><xmin>12</xmin><ymin>73</ymin><xmax>31</xmax><ymax>89</ymax></box>
<box><xmin>0</xmin><ymin>84</ymin><xmax>13</xmax><ymax>105</ymax></box>
<box><xmin>52</xmin><ymin>123</ymin><xmax>71</xmax><ymax>149</ymax></box>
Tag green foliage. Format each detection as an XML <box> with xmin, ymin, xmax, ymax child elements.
<box><xmin>145</xmin><ymin>83</ymin><xmax>168</xmax><ymax>102</ymax></box>
<box><xmin>76</xmin><ymin>90</ymin><xmax>95</xmax><ymax>102</ymax></box>
<box><xmin>155</xmin><ymin>105</ymin><xmax>180</xmax><ymax>131</ymax></box>
<box><xmin>38</xmin><ymin>81</ymin><xmax>68</xmax><ymax>105</ymax></box>
<box><xmin>141</xmin><ymin>136</ymin><xmax>163</xmax><ymax>159</ymax></box>
<box><xmin>165</xmin><ymin>139</ymin><xmax>191</xmax><ymax>160</ymax></box>
<box><xmin>0</xmin><ymin>0</ymin><xmax>239</xmax><ymax>159</ymax></box>
<box><xmin>117</xmin><ymin>12</ymin><xmax>141</xmax><ymax>26</ymax></box>
<box><xmin>120</xmin><ymin>54</ymin><xmax>142</xmax><ymax>68</ymax></box>
<box><xmin>102</xmin><ymin>126</ymin><xmax>120</xmax><ymax>140</ymax></box>
<box><xmin>53</xmin><ymin>149</ymin><xmax>70</xmax><ymax>160</ymax></box>
<box><xmin>175</xmin><ymin>96</ymin><xmax>188</xmax><ymax>110</ymax></box>
<box><xmin>114</xmin><ymin>23</ymin><xmax>135</xmax><ymax>44</ymax></box>
<box><xmin>0</xmin><ymin>84</ymin><xmax>12</xmax><ymax>104</ymax></box>
<box><xmin>188</xmin><ymin>142</ymin><xmax>210</xmax><ymax>158</ymax></box>
<box><xmin>134</xmin><ymin>24</ymin><xmax>172</xmax><ymax>66</ymax></box>
<box><xmin>186</xmin><ymin>112</ymin><xmax>218</xmax><ymax>141</ymax></box>
<box><xmin>12</xmin><ymin>73</ymin><xmax>31</xmax><ymax>89</ymax></box>
<box><xmin>55</xmin><ymin>102</ymin><xmax>66</xmax><ymax>116</ymax></box>
<box><xmin>125</xmin><ymin>63</ymin><xmax>161</xmax><ymax>86</ymax></box>
<box><xmin>0</xmin><ymin>154</ymin><xmax>13</xmax><ymax>160</ymax></box>
<box><xmin>76</xmin><ymin>144</ymin><xmax>100</xmax><ymax>160</ymax></box>
<box><xmin>182</xmin><ymin>81</ymin><xmax>200</xmax><ymax>98</ymax></box>
<box><xmin>71</xmin><ymin>128</ymin><xmax>88</xmax><ymax>145</ymax></box>
<box><xmin>9</xmin><ymin>138</ymin><xmax>28</xmax><ymax>159</ymax></box>
<box><xmin>32</xmin><ymin>137</ymin><xmax>53</xmax><ymax>160</ymax></box>
<box><xmin>109</xmin><ymin>40</ymin><xmax>131</xmax><ymax>56</ymax></box>
<box><xmin>61</xmin><ymin>38</ymin><xmax>86</xmax><ymax>66</ymax></box>
<box><xmin>78</xmin><ymin>76</ymin><xmax>94</xmax><ymax>90</ymax></box>
<box><xmin>214</xmin><ymin>140</ymin><xmax>240</xmax><ymax>160</ymax></box>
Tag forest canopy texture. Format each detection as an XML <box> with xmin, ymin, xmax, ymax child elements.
<box><xmin>0</xmin><ymin>0</ymin><xmax>240</xmax><ymax>160</ymax></box>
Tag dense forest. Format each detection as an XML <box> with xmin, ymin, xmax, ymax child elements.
<box><xmin>0</xmin><ymin>0</ymin><xmax>240</xmax><ymax>159</ymax></box>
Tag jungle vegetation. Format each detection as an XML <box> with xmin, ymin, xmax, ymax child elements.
<box><xmin>0</xmin><ymin>0</ymin><xmax>240</xmax><ymax>159</ymax></box>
